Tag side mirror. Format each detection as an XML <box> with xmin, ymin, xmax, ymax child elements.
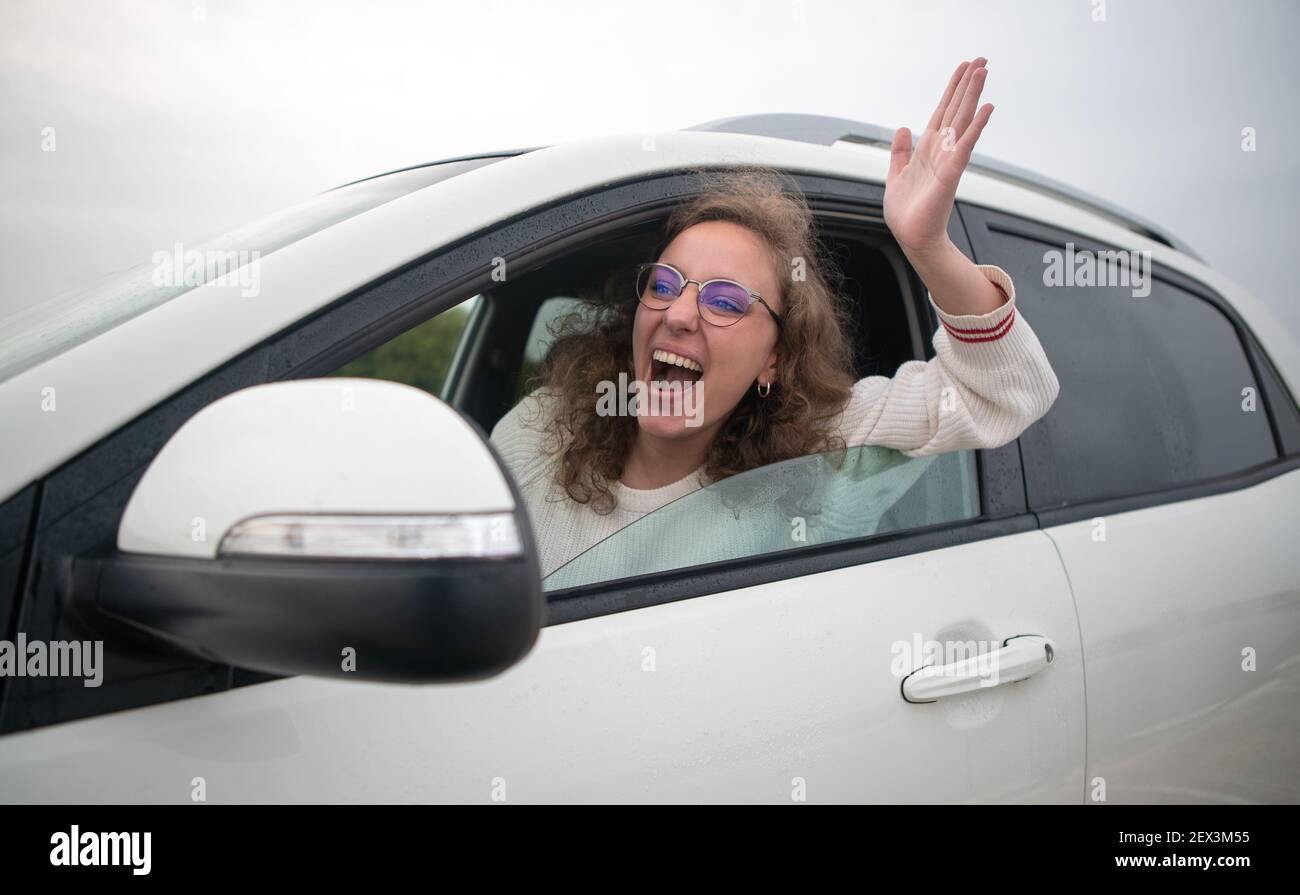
<box><xmin>69</xmin><ymin>378</ymin><xmax>542</xmax><ymax>683</ymax></box>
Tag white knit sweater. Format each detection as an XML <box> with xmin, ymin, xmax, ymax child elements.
<box><xmin>490</xmin><ymin>264</ymin><xmax>1059</xmax><ymax>579</ymax></box>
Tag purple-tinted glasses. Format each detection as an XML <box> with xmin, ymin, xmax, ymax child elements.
<box><xmin>635</xmin><ymin>262</ymin><xmax>784</xmax><ymax>329</ymax></box>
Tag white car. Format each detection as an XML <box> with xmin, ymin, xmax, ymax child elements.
<box><xmin>0</xmin><ymin>114</ymin><xmax>1297</xmax><ymax>803</ymax></box>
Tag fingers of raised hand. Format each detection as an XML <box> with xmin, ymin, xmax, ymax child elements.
<box><xmin>926</xmin><ymin>61</ymin><xmax>969</xmax><ymax>134</ymax></box>
<box><xmin>940</xmin><ymin>57</ymin><xmax>987</xmax><ymax>134</ymax></box>
<box><xmin>888</xmin><ymin>126</ymin><xmax>913</xmax><ymax>180</ymax></box>
<box><xmin>950</xmin><ymin>64</ymin><xmax>988</xmax><ymax>137</ymax></box>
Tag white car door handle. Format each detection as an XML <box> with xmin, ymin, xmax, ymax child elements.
<box><xmin>901</xmin><ymin>635</ymin><xmax>1056</xmax><ymax>704</ymax></box>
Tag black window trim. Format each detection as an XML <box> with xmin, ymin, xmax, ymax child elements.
<box><xmin>957</xmin><ymin>201</ymin><xmax>1300</xmax><ymax>529</ymax></box>
<box><xmin>1031</xmin><ymin>454</ymin><xmax>1300</xmax><ymax>530</ymax></box>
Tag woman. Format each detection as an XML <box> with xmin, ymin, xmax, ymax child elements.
<box><xmin>490</xmin><ymin>58</ymin><xmax>1060</xmax><ymax>578</ymax></box>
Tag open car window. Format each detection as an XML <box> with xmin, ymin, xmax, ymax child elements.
<box><xmin>542</xmin><ymin>443</ymin><xmax>980</xmax><ymax>591</ymax></box>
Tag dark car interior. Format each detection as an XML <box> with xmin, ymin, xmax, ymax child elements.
<box><xmin>443</xmin><ymin>216</ymin><xmax>930</xmax><ymax>436</ymax></box>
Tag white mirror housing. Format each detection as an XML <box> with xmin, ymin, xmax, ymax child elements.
<box><xmin>118</xmin><ymin>378</ymin><xmax>517</xmax><ymax>559</ymax></box>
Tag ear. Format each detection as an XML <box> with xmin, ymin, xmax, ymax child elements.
<box><xmin>759</xmin><ymin>348</ymin><xmax>778</xmax><ymax>386</ymax></box>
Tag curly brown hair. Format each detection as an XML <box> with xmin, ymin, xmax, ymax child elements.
<box><xmin>524</xmin><ymin>165</ymin><xmax>858</xmax><ymax>514</ymax></box>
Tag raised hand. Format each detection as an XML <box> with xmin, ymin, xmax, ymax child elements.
<box><xmin>884</xmin><ymin>58</ymin><xmax>994</xmax><ymax>257</ymax></box>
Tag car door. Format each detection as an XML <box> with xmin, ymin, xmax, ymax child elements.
<box><xmin>0</xmin><ymin>452</ymin><xmax>1084</xmax><ymax>804</ymax></box>
<box><xmin>0</xmin><ymin>172</ymin><xmax>1085</xmax><ymax>803</ymax></box>
<box><xmin>961</xmin><ymin>203</ymin><xmax>1300</xmax><ymax>803</ymax></box>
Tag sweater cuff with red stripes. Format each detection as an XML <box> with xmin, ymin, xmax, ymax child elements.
<box><xmin>927</xmin><ymin>264</ymin><xmax>1017</xmax><ymax>343</ymax></box>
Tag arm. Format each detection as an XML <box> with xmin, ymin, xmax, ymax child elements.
<box><xmin>884</xmin><ymin>56</ymin><xmax>1007</xmax><ymax>319</ymax></box>
<box><xmin>841</xmin><ymin>56</ymin><xmax>1058</xmax><ymax>454</ymax></box>
<box><xmin>838</xmin><ymin>262</ymin><xmax>1059</xmax><ymax>456</ymax></box>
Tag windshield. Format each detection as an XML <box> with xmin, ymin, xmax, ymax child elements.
<box><xmin>0</xmin><ymin>157</ymin><xmax>507</xmax><ymax>382</ymax></box>
<box><xmin>542</xmin><ymin>443</ymin><xmax>979</xmax><ymax>591</ymax></box>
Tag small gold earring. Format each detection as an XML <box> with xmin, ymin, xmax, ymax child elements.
<box><xmin>757</xmin><ymin>381</ymin><xmax>772</xmax><ymax>397</ymax></box>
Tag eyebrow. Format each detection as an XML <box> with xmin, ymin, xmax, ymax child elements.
<box><xmin>660</xmin><ymin>261</ymin><xmax>756</xmax><ymax>288</ymax></box>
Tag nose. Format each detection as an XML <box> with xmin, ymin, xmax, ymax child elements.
<box><xmin>663</xmin><ymin>282</ymin><xmax>702</xmax><ymax>332</ymax></box>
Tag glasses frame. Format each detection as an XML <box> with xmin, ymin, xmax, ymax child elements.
<box><xmin>635</xmin><ymin>262</ymin><xmax>784</xmax><ymax>330</ymax></box>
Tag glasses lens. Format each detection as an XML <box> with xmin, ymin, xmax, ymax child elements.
<box><xmin>698</xmin><ymin>281</ymin><xmax>750</xmax><ymax>325</ymax></box>
<box><xmin>637</xmin><ymin>264</ymin><xmax>682</xmax><ymax>308</ymax></box>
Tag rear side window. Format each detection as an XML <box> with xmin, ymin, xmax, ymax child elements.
<box><xmin>986</xmin><ymin>229</ymin><xmax>1275</xmax><ymax>507</ymax></box>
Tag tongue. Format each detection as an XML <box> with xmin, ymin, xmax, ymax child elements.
<box><xmin>663</xmin><ymin>365</ymin><xmax>697</xmax><ymax>384</ymax></box>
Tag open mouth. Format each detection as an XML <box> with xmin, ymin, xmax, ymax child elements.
<box><xmin>649</xmin><ymin>348</ymin><xmax>704</xmax><ymax>386</ymax></box>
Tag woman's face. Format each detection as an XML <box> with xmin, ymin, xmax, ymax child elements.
<box><xmin>631</xmin><ymin>220</ymin><xmax>782</xmax><ymax>441</ymax></box>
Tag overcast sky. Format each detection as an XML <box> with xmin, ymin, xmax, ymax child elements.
<box><xmin>2</xmin><ymin>0</ymin><xmax>1297</xmax><ymax>334</ymax></box>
